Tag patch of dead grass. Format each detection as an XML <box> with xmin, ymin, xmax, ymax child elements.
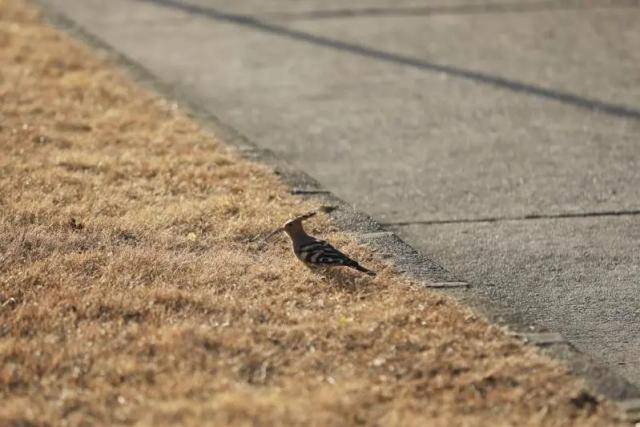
<box><xmin>0</xmin><ymin>1</ymin><xmax>622</xmax><ymax>425</ymax></box>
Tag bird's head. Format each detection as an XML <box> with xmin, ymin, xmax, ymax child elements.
<box><xmin>265</xmin><ymin>211</ymin><xmax>316</xmax><ymax>241</ymax></box>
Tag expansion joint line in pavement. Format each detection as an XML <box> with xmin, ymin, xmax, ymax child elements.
<box><xmin>382</xmin><ymin>208</ymin><xmax>640</xmax><ymax>227</ymax></box>
<box><xmin>258</xmin><ymin>0</ymin><xmax>640</xmax><ymax>21</ymax></box>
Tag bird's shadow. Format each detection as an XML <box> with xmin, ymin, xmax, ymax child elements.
<box><xmin>307</xmin><ymin>266</ymin><xmax>375</xmax><ymax>293</ymax></box>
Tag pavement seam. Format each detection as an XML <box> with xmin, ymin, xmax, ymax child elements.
<box><xmin>514</xmin><ymin>332</ymin><xmax>566</xmax><ymax>346</ymax></box>
<box><xmin>255</xmin><ymin>0</ymin><xmax>640</xmax><ymax>21</ymax></box>
<box><xmin>383</xmin><ymin>209</ymin><xmax>640</xmax><ymax>226</ymax></box>
<box><xmin>34</xmin><ymin>0</ymin><xmax>640</xmax><ymax>408</ymax></box>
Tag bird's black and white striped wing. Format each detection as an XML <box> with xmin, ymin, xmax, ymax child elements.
<box><xmin>297</xmin><ymin>240</ymin><xmax>357</xmax><ymax>267</ymax></box>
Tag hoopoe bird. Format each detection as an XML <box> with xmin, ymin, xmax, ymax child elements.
<box><xmin>265</xmin><ymin>212</ymin><xmax>376</xmax><ymax>276</ymax></box>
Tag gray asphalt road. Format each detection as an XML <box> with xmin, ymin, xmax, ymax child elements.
<box><xmin>40</xmin><ymin>0</ymin><xmax>640</xmax><ymax>399</ymax></box>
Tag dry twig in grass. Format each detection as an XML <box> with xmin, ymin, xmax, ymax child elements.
<box><xmin>0</xmin><ymin>0</ymin><xmax>622</xmax><ymax>425</ymax></box>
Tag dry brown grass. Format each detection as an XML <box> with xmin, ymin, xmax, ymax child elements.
<box><xmin>0</xmin><ymin>1</ymin><xmax>622</xmax><ymax>425</ymax></box>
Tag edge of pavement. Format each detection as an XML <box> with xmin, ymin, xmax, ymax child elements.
<box><xmin>32</xmin><ymin>0</ymin><xmax>640</xmax><ymax>420</ymax></box>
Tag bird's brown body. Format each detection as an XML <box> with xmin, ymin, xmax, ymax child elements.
<box><xmin>272</xmin><ymin>212</ymin><xmax>376</xmax><ymax>276</ymax></box>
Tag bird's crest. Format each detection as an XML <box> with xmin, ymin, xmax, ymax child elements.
<box><xmin>264</xmin><ymin>211</ymin><xmax>317</xmax><ymax>242</ymax></box>
<box><xmin>285</xmin><ymin>211</ymin><xmax>316</xmax><ymax>226</ymax></box>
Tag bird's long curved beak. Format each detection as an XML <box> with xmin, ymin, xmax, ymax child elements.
<box><xmin>263</xmin><ymin>227</ymin><xmax>284</xmax><ymax>242</ymax></box>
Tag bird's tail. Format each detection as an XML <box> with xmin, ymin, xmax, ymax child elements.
<box><xmin>352</xmin><ymin>263</ymin><xmax>376</xmax><ymax>277</ymax></box>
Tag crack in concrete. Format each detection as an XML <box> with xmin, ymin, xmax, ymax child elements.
<box><xmin>382</xmin><ymin>209</ymin><xmax>640</xmax><ymax>226</ymax></box>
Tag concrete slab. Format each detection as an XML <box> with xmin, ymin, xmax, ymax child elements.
<box><xmin>389</xmin><ymin>216</ymin><xmax>640</xmax><ymax>387</ymax></box>
<box><xmin>39</xmin><ymin>0</ymin><xmax>640</xmax><ymax>399</ymax></box>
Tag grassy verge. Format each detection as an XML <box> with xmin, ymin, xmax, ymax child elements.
<box><xmin>0</xmin><ymin>0</ymin><xmax>621</xmax><ymax>425</ymax></box>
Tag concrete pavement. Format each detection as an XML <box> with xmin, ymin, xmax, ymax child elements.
<box><xmin>39</xmin><ymin>0</ymin><xmax>640</xmax><ymax>401</ymax></box>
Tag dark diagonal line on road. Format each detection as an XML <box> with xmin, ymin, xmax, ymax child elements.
<box><xmin>141</xmin><ymin>0</ymin><xmax>640</xmax><ymax>121</ymax></box>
